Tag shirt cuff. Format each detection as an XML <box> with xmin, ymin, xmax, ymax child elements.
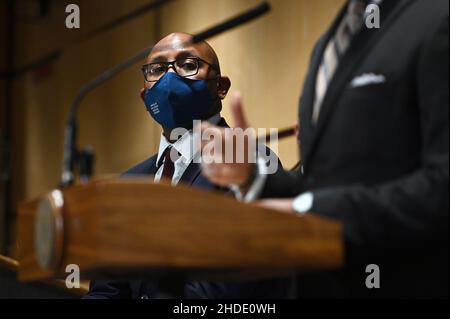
<box><xmin>231</xmin><ymin>155</ymin><xmax>268</xmax><ymax>203</ymax></box>
<box><xmin>292</xmin><ymin>192</ymin><xmax>314</xmax><ymax>215</ymax></box>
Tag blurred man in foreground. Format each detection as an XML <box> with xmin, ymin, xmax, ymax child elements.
<box><xmin>200</xmin><ymin>0</ymin><xmax>449</xmax><ymax>298</ymax></box>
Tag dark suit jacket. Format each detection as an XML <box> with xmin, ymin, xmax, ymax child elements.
<box><xmin>86</xmin><ymin>118</ymin><xmax>293</xmax><ymax>299</ymax></box>
<box><xmin>262</xmin><ymin>0</ymin><xmax>449</xmax><ymax>298</ymax></box>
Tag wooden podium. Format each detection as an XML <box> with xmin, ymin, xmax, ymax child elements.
<box><xmin>17</xmin><ymin>178</ymin><xmax>343</xmax><ymax>284</ymax></box>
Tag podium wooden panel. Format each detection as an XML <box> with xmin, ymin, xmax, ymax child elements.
<box><xmin>17</xmin><ymin>178</ymin><xmax>343</xmax><ymax>282</ymax></box>
<box><xmin>0</xmin><ymin>254</ymin><xmax>89</xmax><ymax>297</ymax></box>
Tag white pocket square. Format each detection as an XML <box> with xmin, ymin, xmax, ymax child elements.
<box><xmin>350</xmin><ymin>73</ymin><xmax>386</xmax><ymax>88</ymax></box>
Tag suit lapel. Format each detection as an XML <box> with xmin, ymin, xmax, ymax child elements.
<box><xmin>304</xmin><ymin>0</ymin><xmax>413</xmax><ymax>167</ymax></box>
<box><xmin>149</xmin><ymin>164</ymin><xmax>158</xmax><ymax>175</ymax></box>
<box><xmin>146</xmin><ymin>157</ymin><xmax>159</xmax><ymax>175</ymax></box>
<box><xmin>179</xmin><ymin>161</ymin><xmax>202</xmax><ymax>185</ymax></box>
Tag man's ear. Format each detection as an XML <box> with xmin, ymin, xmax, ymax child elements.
<box><xmin>217</xmin><ymin>76</ymin><xmax>231</xmax><ymax>100</ymax></box>
<box><xmin>140</xmin><ymin>88</ymin><xmax>145</xmax><ymax>101</ymax></box>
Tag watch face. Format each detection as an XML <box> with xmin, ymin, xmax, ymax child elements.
<box><xmin>34</xmin><ymin>190</ymin><xmax>64</xmax><ymax>271</ymax></box>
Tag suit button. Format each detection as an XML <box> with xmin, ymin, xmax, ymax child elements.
<box><xmin>140</xmin><ymin>295</ymin><xmax>149</xmax><ymax>299</ymax></box>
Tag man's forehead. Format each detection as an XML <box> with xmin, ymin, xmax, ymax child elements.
<box><xmin>147</xmin><ymin>46</ymin><xmax>202</xmax><ymax>63</ymax></box>
<box><xmin>147</xmin><ymin>32</ymin><xmax>216</xmax><ymax>63</ymax></box>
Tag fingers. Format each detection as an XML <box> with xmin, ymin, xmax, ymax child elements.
<box><xmin>256</xmin><ymin>199</ymin><xmax>295</xmax><ymax>215</ymax></box>
<box><xmin>230</xmin><ymin>92</ymin><xmax>249</xmax><ymax>130</ymax></box>
<box><xmin>202</xmin><ymin>162</ymin><xmax>253</xmax><ymax>187</ymax></box>
<box><xmin>201</xmin><ymin>163</ymin><xmax>228</xmax><ymax>187</ymax></box>
<box><xmin>199</xmin><ymin>91</ymin><xmax>253</xmax><ymax>186</ymax></box>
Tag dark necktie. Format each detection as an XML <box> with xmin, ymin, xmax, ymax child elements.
<box><xmin>161</xmin><ymin>146</ymin><xmax>180</xmax><ymax>181</ymax></box>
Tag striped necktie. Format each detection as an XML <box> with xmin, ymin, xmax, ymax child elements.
<box><xmin>312</xmin><ymin>0</ymin><xmax>368</xmax><ymax>124</ymax></box>
<box><xmin>159</xmin><ymin>146</ymin><xmax>180</xmax><ymax>181</ymax></box>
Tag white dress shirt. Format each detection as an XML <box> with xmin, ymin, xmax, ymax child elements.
<box><xmin>154</xmin><ymin>114</ymin><xmax>221</xmax><ymax>185</ymax></box>
<box><xmin>154</xmin><ymin>130</ymin><xmax>194</xmax><ymax>185</ymax></box>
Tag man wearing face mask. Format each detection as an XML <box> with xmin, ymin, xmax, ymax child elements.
<box><xmin>84</xmin><ymin>32</ymin><xmax>293</xmax><ymax>299</ymax></box>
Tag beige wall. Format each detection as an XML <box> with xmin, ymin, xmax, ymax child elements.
<box><xmin>12</xmin><ymin>0</ymin><xmax>345</xmax><ymax>205</ymax></box>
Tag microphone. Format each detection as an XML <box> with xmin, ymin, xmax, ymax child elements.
<box><xmin>60</xmin><ymin>2</ymin><xmax>272</xmax><ymax>188</ymax></box>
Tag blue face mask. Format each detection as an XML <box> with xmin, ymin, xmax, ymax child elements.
<box><xmin>144</xmin><ymin>72</ymin><xmax>214</xmax><ymax>129</ymax></box>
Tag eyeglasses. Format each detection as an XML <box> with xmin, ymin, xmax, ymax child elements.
<box><xmin>141</xmin><ymin>57</ymin><xmax>219</xmax><ymax>83</ymax></box>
